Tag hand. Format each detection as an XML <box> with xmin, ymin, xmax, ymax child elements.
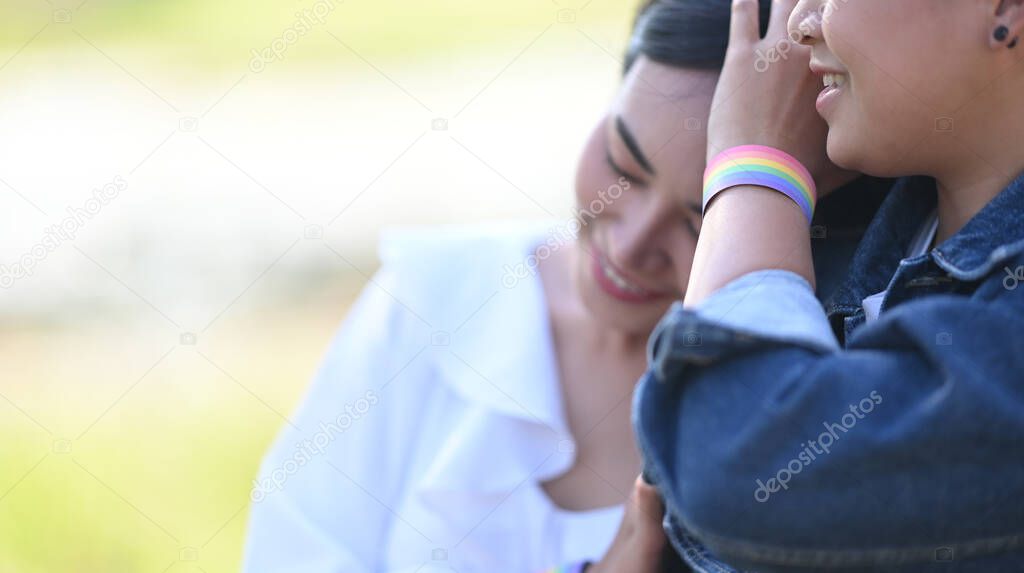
<box><xmin>707</xmin><ymin>0</ymin><xmax>841</xmax><ymax>192</ymax></box>
<box><xmin>588</xmin><ymin>476</ymin><xmax>667</xmax><ymax>573</ymax></box>
<box><xmin>684</xmin><ymin>0</ymin><xmax>827</xmax><ymax>305</ymax></box>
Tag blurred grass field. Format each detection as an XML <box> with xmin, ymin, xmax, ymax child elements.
<box><xmin>0</xmin><ymin>277</ymin><xmax>365</xmax><ymax>572</ymax></box>
<box><xmin>0</xmin><ymin>0</ymin><xmax>634</xmax><ymax>571</ymax></box>
<box><xmin>1</xmin><ymin>0</ymin><xmax>630</xmax><ymax>69</ymax></box>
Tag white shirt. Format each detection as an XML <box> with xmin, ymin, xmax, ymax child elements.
<box><xmin>242</xmin><ymin>222</ymin><xmax>623</xmax><ymax>573</ymax></box>
<box><xmin>862</xmin><ymin>211</ymin><xmax>939</xmax><ymax>323</ymax></box>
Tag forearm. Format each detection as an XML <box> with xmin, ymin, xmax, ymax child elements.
<box><xmin>684</xmin><ymin>185</ymin><xmax>815</xmax><ymax>307</ymax></box>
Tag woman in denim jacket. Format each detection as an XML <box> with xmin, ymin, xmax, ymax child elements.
<box><xmin>634</xmin><ymin>0</ymin><xmax>1024</xmax><ymax>571</ymax></box>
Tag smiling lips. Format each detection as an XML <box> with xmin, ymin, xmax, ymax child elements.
<box><xmin>811</xmin><ymin>62</ymin><xmax>848</xmax><ymax>115</ymax></box>
<box><xmin>590</xmin><ymin>248</ymin><xmax>670</xmax><ymax>304</ymax></box>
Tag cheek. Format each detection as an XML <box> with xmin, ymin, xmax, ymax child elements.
<box><xmin>574</xmin><ymin>124</ymin><xmax>631</xmax><ymax>234</ymax></box>
<box><xmin>826</xmin><ymin>87</ymin><xmax>929</xmax><ymax>176</ymax></box>
<box><xmin>827</xmin><ymin>0</ymin><xmax>947</xmax><ymax>114</ymax></box>
<box><xmin>669</xmin><ymin>235</ymin><xmax>698</xmax><ymax>293</ymax></box>
<box><xmin>823</xmin><ymin>8</ymin><xmax>934</xmax><ymax>172</ymax></box>
<box><xmin>574</xmin><ymin>126</ymin><xmax>609</xmax><ymax>211</ymax></box>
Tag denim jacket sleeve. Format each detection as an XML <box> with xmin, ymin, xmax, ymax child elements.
<box><xmin>635</xmin><ymin>268</ymin><xmax>1024</xmax><ymax>570</ymax></box>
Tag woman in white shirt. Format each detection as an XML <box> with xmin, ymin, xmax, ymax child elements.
<box><xmin>243</xmin><ymin>1</ymin><xmax>765</xmax><ymax>571</ymax></box>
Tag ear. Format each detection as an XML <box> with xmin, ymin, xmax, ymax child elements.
<box><xmin>991</xmin><ymin>0</ymin><xmax>1024</xmax><ymax>49</ymax></box>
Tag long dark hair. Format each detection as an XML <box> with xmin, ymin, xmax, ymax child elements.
<box><xmin>624</xmin><ymin>0</ymin><xmax>771</xmax><ymax>73</ymax></box>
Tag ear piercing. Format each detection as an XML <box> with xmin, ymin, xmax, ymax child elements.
<box><xmin>994</xmin><ymin>25</ymin><xmax>1017</xmax><ymax>48</ymax></box>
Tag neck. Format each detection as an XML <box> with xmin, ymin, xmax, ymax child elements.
<box><xmin>933</xmin><ymin>173</ymin><xmax>1006</xmax><ymax>244</ymax></box>
<box><xmin>596</xmin><ymin>325</ymin><xmax>650</xmax><ymax>357</ymax></box>
<box><xmin>929</xmin><ymin>65</ymin><xmax>1024</xmax><ymax>243</ymax></box>
<box><xmin>931</xmin><ymin>138</ymin><xmax>1021</xmax><ymax>244</ymax></box>
<box><xmin>817</xmin><ymin>166</ymin><xmax>862</xmax><ymax>200</ymax></box>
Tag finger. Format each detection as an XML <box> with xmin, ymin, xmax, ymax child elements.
<box><xmin>729</xmin><ymin>0</ymin><xmax>762</xmax><ymax>47</ymax></box>
<box><xmin>631</xmin><ymin>477</ymin><xmax>669</xmax><ymax>556</ymax></box>
<box><xmin>631</xmin><ymin>475</ymin><xmax>666</xmax><ymax>526</ymax></box>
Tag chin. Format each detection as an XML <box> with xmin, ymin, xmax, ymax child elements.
<box><xmin>830</xmin><ymin>131</ymin><xmax>913</xmax><ymax>179</ymax></box>
<box><xmin>825</xmin><ymin>131</ymin><xmax>854</xmax><ymax>170</ymax></box>
<box><xmin>586</xmin><ymin>297</ymin><xmax>660</xmax><ymax>335</ymax></box>
<box><xmin>826</xmin><ymin>128</ymin><xmax>873</xmax><ymax>175</ymax></box>
<box><xmin>575</xmin><ymin>266</ymin><xmax>666</xmax><ymax>336</ymax></box>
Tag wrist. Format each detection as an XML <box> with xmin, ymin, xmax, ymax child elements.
<box><xmin>703</xmin><ymin>145</ymin><xmax>818</xmax><ymax>224</ymax></box>
<box><xmin>685</xmin><ymin>187</ymin><xmax>816</xmax><ymax>306</ymax></box>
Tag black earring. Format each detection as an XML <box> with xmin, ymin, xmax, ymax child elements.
<box><xmin>995</xmin><ymin>25</ymin><xmax>1010</xmax><ymax>42</ymax></box>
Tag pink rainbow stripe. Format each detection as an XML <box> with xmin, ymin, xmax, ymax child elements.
<box><xmin>702</xmin><ymin>145</ymin><xmax>818</xmax><ymax>224</ymax></box>
<box><xmin>706</xmin><ymin>145</ymin><xmax>814</xmax><ymax>185</ymax></box>
<box><xmin>705</xmin><ymin>146</ymin><xmax>816</xmax><ymax>205</ymax></box>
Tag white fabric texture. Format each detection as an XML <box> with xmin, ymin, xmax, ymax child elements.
<box><xmin>242</xmin><ymin>222</ymin><xmax>623</xmax><ymax>573</ymax></box>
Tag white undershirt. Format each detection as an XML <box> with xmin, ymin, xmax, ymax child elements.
<box><xmin>862</xmin><ymin>211</ymin><xmax>939</xmax><ymax>323</ymax></box>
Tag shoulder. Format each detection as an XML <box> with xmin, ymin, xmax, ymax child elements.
<box><xmin>375</xmin><ymin>221</ymin><xmax>556</xmax><ymax>325</ymax></box>
<box><xmin>379</xmin><ymin>220</ymin><xmax>554</xmax><ymax>276</ymax></box>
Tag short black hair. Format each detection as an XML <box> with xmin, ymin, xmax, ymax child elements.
<box><xmin>624</xmin><ymin>0</ymin><xmax>772</xmax><ymax>73</ymax></box>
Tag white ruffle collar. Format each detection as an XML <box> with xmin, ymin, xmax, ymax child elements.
<box><xmin>380</xmin><ymin>222</ymin><xmax>577</xmax><ymax>499</ymax></box>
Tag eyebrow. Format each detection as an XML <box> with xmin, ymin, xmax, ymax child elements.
<box><xmin>614</xmin><ymin>116</ymin><xmax>655</xmax><ymax>176</ymax></box>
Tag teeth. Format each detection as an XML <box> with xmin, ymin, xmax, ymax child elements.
<box><xmin>822</xmin><ymin>73</ymin><xmax>847</xmax><ymax>89</ymax></box>
<box><xmin>600</xmin><ymin>256</ymin><xmax>647</xmax><ymax>294</ymax></box>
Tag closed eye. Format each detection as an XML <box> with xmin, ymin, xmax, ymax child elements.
<box><xmin>605</xmin><ymin>149</ymin><xmax>644</xmax><ymax>186</ymax></box>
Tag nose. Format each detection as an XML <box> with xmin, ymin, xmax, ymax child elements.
<box><xmin>789</xmin><ymin>0</ymin><xmax>823</xmax><ymax>46</ymax></box>
<box><xmin>608</xmin><ymin>195</ymin><xmax>672</xmax><ymax>277</ymax></box>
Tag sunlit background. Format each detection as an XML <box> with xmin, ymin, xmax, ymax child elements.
<box><xmin>0</xmin><ymin>0</ymin><xmax>636</xmax><ymax>570</ymax></box>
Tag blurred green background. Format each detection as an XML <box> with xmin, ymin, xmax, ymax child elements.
<box><xmin>0</xmin><ymin>0</ymin><xmax>637</xmax><ymax>571</ymax></box>
<box><xmin>1</xmin><ymin>0</ymin><xmax>632</xmax><ymax>69</ymax></box>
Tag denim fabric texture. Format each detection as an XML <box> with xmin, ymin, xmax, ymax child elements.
<box><xmin>636</xmin><ymin>174</ymin><xmax>1024</xmax><ymax>572</ymax></box>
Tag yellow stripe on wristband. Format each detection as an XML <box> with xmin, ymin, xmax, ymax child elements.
<box><xmin>703</xmin><ymin>145</ymin><xmax>817</xmax><ymax>224</ymax></box>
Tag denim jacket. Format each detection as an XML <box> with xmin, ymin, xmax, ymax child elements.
<box><xmin>635</xmin><ymin>174</ymin><xmax>1024</xmax><ymax>572</ymax></box>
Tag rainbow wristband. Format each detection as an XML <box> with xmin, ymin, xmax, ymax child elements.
<box><xmin>702</xmin><ymin>145</ymin><xmax>817</xmax><ymax>224</ymax></box>
<box><xmin>542</xmin><ymin>561</ymin><xmax>590</xmax><ymax>573</ymax></box>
